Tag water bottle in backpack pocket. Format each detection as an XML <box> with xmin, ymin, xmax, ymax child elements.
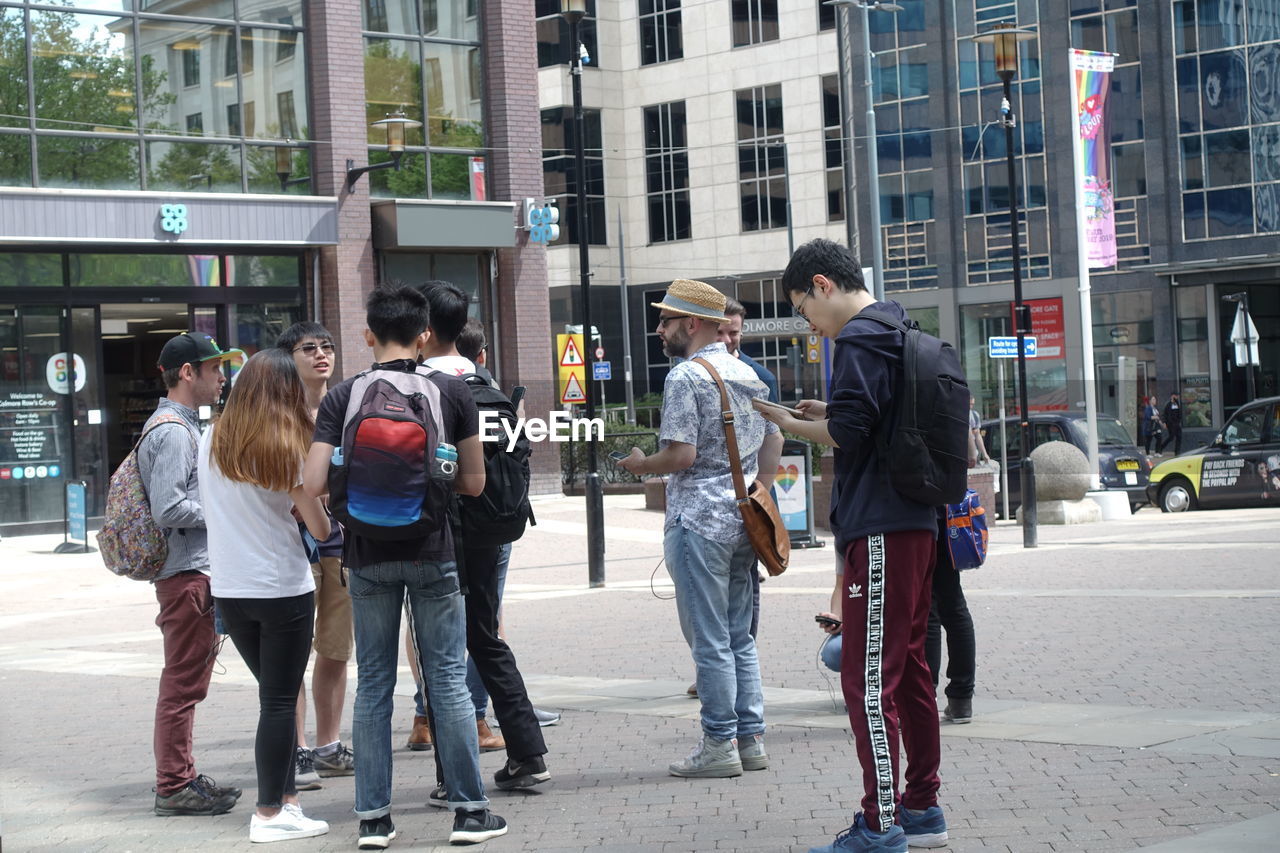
<box><xmin>329</xmin><ymin>367</ymin><xmax>453</xmax><ymax>541</ymax></box>
<box><xmin>945</xmin><ymin>489</ymin><xmax>989</xmax><ymax>570</ymax></box>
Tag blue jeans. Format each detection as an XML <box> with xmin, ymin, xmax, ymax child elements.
<box><xmin>349</xmin><ymin>560</ymin><xmax>487</xmax><ymax>817</ymax></box>
<box><xmin>665</xmin><ymin>523</ymin><xmax>765</xmax><ymax>742</ymax></box>
<box><xmin>821</xmin><ymin>633</ymin><xmax>842</xmax><ymax>672</ymax></box>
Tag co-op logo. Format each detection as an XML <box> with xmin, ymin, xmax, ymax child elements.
<box><xmin>160</xmin><ymin>203</ymin><xmax>188</xmax><ymax>235</ymax></box>
<box><xmin>479</xmin><ymin>411</ymin><xmax>603</xmax><ymax>452</ymax></box>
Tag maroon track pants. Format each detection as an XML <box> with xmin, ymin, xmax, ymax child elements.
<box><xmin>840</xmin><ymin>529</ymin><xmax>941</xmax><ymax>833</ymax></box>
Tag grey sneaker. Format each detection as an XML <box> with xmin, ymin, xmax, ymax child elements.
<box><xmin>294</xmin><ymin>748</ymin><xmax>321</xmax><ymax>791</ymax></box>
<box><xmin>668</xmin><ymin>736</ymin><xmax>742</xmax><ymax>778</ymax></box>
<box><xmin>313</xmin><ymin>742</ymin><xmax>355</xmax><ymax>777</ymax></box>
<box><xmin>738</xmin><ymin>733</ymin><xmax>769</xmax><ymax>771</ymax></box>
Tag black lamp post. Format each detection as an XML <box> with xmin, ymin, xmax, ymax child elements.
<box><xmin>345</xmin><ymin>111</ymin><xmax>422</xmax><ymax>192</ymax></box>
<box><xmin>974</xmin><ymin>21</ymin><xmax>1037</xmax><ymax>547</ymax></box>
<box><xmin>1222</xmin><ymin>291</ymin><xmax>1257</xmax><ymax>402</ymax></box>
<box><xmin>561</xmin><ymin>0</ymin><xmax>606</xmax><ymax>588</ymax></box>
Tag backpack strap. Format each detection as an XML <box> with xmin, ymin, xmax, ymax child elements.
<box><xmin>135</xmin><ymin>412</ymin><xmax>195</xmax><ymax>455</ymax></box>
<box><xmin>692</xmin><ymin>357</ymin><xmax>750</xmax><ymax>505</ymax></box>
<box><xmin>854</xmin><ymin>308</ymin><xmax>920</xmax><ymax>433</ymax></box>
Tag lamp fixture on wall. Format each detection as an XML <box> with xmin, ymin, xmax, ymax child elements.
<box><xmin>345</xmin><ymin>111</ymin><xmax>423</xmax><ymax>192</ymax></box>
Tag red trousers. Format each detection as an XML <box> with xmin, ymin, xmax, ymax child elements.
<box><xmin>153</xmin><ymin>571</ymin><xmax>217</xmax><ymax>796</ymax></box>
<box><xmin>840</xmin><ymin>529</ymin><xmax>941</xmax><ymax>833</ymax></box>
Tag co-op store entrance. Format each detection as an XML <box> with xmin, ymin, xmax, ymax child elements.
<box><xmin>2</xmin><ymin>254</ymin><xmax>305</xmax><ymax>535</ymax></box>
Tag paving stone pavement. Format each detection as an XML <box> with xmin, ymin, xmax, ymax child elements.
<box><xmin>1</xmin><ymin>498</ymin><xmax>1278</xmax><ymax>852</ymax></box>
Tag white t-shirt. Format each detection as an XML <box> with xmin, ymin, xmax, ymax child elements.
<box><xmin>197</xmin><ymin>427</ymin><xmax>316</xmax><ymax>600</ymax></box>
<box><xmin>425</xmin><ymin>355</ymin><xmax>476</xmax><ymax>376</ymax></box>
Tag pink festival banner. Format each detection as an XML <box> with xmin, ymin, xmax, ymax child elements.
<box><xmin>1069</xmin><ymin>49</ymin><xmax>1117</xmax><ymax>268</ymax></box>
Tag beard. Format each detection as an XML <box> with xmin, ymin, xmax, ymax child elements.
<box><xmin>662</xmin><ymin>327</ymin><xmax>690</xmax><ymax>359</ymax></box>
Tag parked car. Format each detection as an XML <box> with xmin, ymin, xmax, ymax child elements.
<box><xmin>979</xmin><ymin>412</ymin><xmax>1152</xmax><ymax>518</ymax></box>
<box><xmin>1146</xmin><ymin>396</ymin><xmax>1280</xmax><ymax>513</ymax></box>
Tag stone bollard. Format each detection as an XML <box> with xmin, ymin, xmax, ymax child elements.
<box><xmin>1017</xmin><ymin>441</ymin><xmax>1101</xmax><ymax>525</ymax></box>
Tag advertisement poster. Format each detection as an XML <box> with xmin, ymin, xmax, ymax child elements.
<box><xmin>0</xmin><ymin>391</ymin><xmax>63</xmax><ymax>482</ymax></box>
<box><xmin>1181</xmin><ymin>375</ymin><xmax>1212</xmax><ymax>429</ymax></box>
<box><xmin>775</xmin><ymin>455</ymin><xmax>808</xmax><ymax>532</ymax></box>
<box><xmin>1069</xmin><ymin>49</ymin><xmax>1117</xmax><ymax>268</ymax></box>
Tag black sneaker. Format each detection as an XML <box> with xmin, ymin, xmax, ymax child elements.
<box><xmin>193</xmin><ymin>773</ymin><xmax>242</xmax><ymax>801</ymax></box>
<box><xmin>943</xmin><ymin>697</ymin><xmax>973</xmax><ymax>724</ymax></box>
<box><xmin>449</xmin><ymin>809</ymin><xmax>508</xmax><ymax>845</ymax></box>
<box><xmin>494</xmin><ymin>755</ymin><xmax>551</xmax><ymax>791</ymax></box>
<box><xmin>154</xmin><ymin>778</ymin><xmax>238</xmax><ymax>817</ymax></box>
<box><xmin>358</xmin><ymin>815</ymin><xmax>397</xmax><ymax>849</ymax></box>
<box><xmin>426</xmin><ymin>784</ymin><xmax>449</xmax><ymax>809</ymax></box>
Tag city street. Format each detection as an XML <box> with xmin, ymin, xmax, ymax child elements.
<box><xmin>1</xmin><ymin>497</ymin><xmax>1278</xmax><ymax>852</ymax></box>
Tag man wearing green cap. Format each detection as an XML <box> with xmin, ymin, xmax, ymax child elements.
<box><xmin>143</xmin><ymin>333</ymin><xmax>244</xmax><ymax>817</ymax></box>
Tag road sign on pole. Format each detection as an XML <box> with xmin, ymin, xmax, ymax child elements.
<box><xmin>556</xmin><ymin>333</ymin><xmax>587</xmax><ymax>405</ymax></box>
<box><xmin>561</xmin><ymin>372</ymin><xmax>587</xmax><ymax>404</ymax></box>
<box><xmin>593</xmin><ymin>361</ymin><xmax>611</xmax><ymax>381</ymax></box>
<box><xmin>988</xmin><ymin>336</ymin><xmax>1038</xmax><ymax>358</ymax></box>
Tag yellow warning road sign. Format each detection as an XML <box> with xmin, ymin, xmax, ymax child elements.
<box><xmin>561</xmin><ymin>372</ymin><xmax>586</xmax><ymax>404</ymax></box>
<box><xmin>556</xmin><ymin>333</ymin><xmax>587</xmax><ymax>405</ymax></box>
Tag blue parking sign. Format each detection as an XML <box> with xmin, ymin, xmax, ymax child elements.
<box><xmin>593</xmin><ymin>361</ymin><xmax>611</xmax><ymax>381</ymax></box>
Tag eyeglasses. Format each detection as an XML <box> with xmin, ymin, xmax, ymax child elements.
<box><xmin>657</xmin><ymin>315</ymin><xmax>683</xmax><ymax>328</ymax></box>
<box><xmin>292</xmin><ymin>343</ymin><xmax>336</xmax><ymax>356</ymax></box>
<box><xmin>792</xmin><ymin>290</ymin><xmax>814</xmax><ymax>320</ymax></box>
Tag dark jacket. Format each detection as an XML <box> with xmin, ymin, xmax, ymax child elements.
<box><xmin>826</xmin><ymin>301</ymin><xmax>938</xmax><ymax>552</ymax></box>
<box><xmin>1162</xmin><ymin>400</ymin><xmax>1182</xmax><ymax>429</ymax></box>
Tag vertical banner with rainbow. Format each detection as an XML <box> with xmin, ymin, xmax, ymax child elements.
<box><xmin>1068</xmin><ymin>49</ymin><xmax>1117</xmax><ymax>268</ymax></box>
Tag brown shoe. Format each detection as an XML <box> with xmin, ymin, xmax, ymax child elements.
<box><xmin>686</xmin><ymin>682</ymin><xmax>698</xmax><ymax>698</ymax></box>
<box><xmin>407</xmin><ymin>715</ymin><xmax>433</xmax><ymax>751</ymax></box>
<box><xmin>477</xmin><ymin>718</ymin><xmax>506</xmax><ymax>752</ymax></box>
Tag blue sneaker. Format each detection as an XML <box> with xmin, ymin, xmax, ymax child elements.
<box><xmin>899</xmin><ymin>805</ymin><xmax>948</xmax><ymax>848</ymax></box>
<box><xmin>808</xmin><ymin>814</ymin><xmax>908</xmax><ymax>853</ymax></box>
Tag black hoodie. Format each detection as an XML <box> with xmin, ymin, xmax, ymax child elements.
<box><xmin>826</xmin><ymin>301</ymin><xmax>938</xmax><ymax>552</ymax></box>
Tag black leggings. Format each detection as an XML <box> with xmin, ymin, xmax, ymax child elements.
<box><xmin>217</xmin><ymin>592</ymin><xmax>315</xmax><ymax>808</ymax></box>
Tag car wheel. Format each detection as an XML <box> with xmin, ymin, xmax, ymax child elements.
<box><xmin>1159</xmin><ymin>478</ymin><xmax>1197</xmax><ymax>513</ymax></box>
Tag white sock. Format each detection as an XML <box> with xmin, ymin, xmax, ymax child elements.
<box><xmin>315</xmin><ymin>741</ymin><xmax>340</xmax><ymax>756</ymax></box>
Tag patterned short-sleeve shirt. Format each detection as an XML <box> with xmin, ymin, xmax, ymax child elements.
<box><xmin>660</xmin><ymin>342</ymin><xmax>779</xmax><ymax>543</ymax></box>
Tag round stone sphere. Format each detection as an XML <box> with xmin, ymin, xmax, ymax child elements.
<box><xmin>1028</xmin><ymin>440</ymin><xmax>1091</xmax><ymax>501</ymax></box>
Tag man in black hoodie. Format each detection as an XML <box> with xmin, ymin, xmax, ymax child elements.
<box><xmin>757</xmin><ymin>240</ymin><xmax>945</xmax><ymax>853</ymax></box>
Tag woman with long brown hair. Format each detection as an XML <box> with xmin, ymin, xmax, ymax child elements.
<box><xmin>198</xmin><ymin>347</ymin><xmax>331</xmax><ymax>843</ymax></box>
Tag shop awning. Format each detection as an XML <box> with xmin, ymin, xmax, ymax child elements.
<box><xmin>371</xmin><ymin>198</ymin><xmax>517</xmax><ymax>250</ymax></box>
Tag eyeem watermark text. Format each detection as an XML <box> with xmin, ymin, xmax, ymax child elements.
<box><xmin>479</xmin><ymin>411</ymin><xmax>604</xmax><ymax>451</ymax></box>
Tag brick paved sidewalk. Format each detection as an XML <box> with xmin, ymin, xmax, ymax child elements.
<box><xmin>1</xmin><ymin>500</ymin><xmax>1277</xmax><ymax>851</ymax></box>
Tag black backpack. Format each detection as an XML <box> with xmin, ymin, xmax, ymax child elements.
<box><xmin>328</xmin><ymin>365</ymin><xmax>454</xmax><ymax>541</ymax></box>
<box><xmin>861</xmin><ymin>309</ymin><xmax>970</xmax><ymax>507</ymax></box>
<box><xmin>458</xmin><ymin>373</ymin><xmax>534</xmax><ymax>545</ymax></box>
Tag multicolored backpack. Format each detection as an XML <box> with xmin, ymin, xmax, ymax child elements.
<box><xmin>97</xmin><ymin>415</ymin><xmax>191</xmax><ymax>581</ymax></box>
<box><xmin>944</xmin><ymin>488</ymin><xmax>989</xmax><ymax>571</ymax></box>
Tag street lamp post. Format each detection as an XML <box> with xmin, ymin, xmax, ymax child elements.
<box><xmin>561</xmin><ymin>0</ymin><xmax>606</xmax><ymax>587</ymax></box>
<box><xmin>826</xmin><ymin>0</ymin><xmax>901</xmax><ymax>302</ymax></box>
<box><xmin>974</xmin><ymin>21</ymin><xmax>1037</xmax><ymax>547</ymax></box>
<box><xmin>1222</xmin><ymin>291</ymin><xmax>1257</xmax><ymax>402</ymax></box>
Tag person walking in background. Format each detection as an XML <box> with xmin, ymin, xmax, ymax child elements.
<box><xmin>619</xmin><ymin>279</ymin><xmax>782</xmax><ymax>779</ymax></box>
<box><xmin>275</xmin><ymin>322</ymin><xmax>356</xmax><ymax>792</ymax></box>
<box><xmin>757</xmin><ymin>240</ymin><xmax>947</xmax><ymax>853</ymax></box>
<box><xmin>144</xmin><ymin>333</ymin><xmax>244</xmax><ymax>818</ymax></box>
<box><xmin>1160</xmin><ymin>393</ymin><xmax>1183</xmax><ymax>456</ymax></box>
<box><xmin>199</xmin><ymin>348</ymin><xmax>332</xmax><ymax>843</ymax></box>
<box><xmin>1140</xmin><ymin>396</ymin><xmax>1161</xmax><ymax>456</ymax></box>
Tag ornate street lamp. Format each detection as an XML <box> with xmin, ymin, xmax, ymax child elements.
<box><xmin>345</xmin><ymin>111</ymin><xmax>423</xmax><ymax>192</ymax></box>
<box><xmin>973</xmin><ymin>21</ymin><xmax>1038</xmax><ymax>546</ymax></box>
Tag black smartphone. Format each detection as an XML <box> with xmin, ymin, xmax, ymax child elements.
<box><xmin>510</xmin><ymin>385</ymin><xmax>526</xmax><ymax>407</ymax></box>
<box><xmin>815</xmin><ymin>614</ymin><xmax>842</xmax><ymax>629</ymax></box>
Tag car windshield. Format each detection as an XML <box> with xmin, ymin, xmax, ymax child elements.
<box><xmin>1074</xmin><ymin>418</ymin><xmax>1134</xmax><ymax>446</ymax></box>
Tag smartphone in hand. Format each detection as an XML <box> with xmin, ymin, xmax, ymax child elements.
<box><xmin>815</xmin><ymin>614</ymin><xmax>842</xmax><ymax>629</ymax></box>
<box><xmin>510</xmin><ymin>385</ymin><xmax>526</xmax><ymax>407</ymax></box>
<box><xmin>608</xmin><ymin>450</ymin><xmax>630</xmax><ymax>464</ymax></box>
<box><xmin>753</xmin><ymin>398</ymin><xmax>809</xmax><ymax>420</ymax></box>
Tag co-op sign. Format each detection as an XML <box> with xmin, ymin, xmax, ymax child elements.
<box><xmin>742</xmin><ymin>317</ymin><xmax>811</xmax><ymax>337</ymax></box>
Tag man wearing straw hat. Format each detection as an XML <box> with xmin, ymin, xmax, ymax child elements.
<box><xmin>619</xmin><ymin>279</ymin><xmax>783</xmax><ymax>778</ymax></box>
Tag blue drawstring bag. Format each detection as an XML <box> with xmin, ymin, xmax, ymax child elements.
<box><xmin>945</xmin><ymin>488</ymin><xmax>988</xmax><ymax>570</ymax></box>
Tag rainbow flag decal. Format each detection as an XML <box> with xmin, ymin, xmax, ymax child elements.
<box><xmin>1069</xmin><ymin>49</ymin><xmax>1117</xmax><ymax>268</ymax></box>
<box><xmin>187</xmin><ymin>254</ymin><xmax>220</xmax><ymax>287</ymax></box>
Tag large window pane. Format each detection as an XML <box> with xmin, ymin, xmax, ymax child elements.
<box><xmin>366</xmin><ymin>0</ymin><xmax>417</xmax><ymax>34</ymax></box>
<box><xmin>365</xmin><ymin>39</ymin><xmax>425</xmax><ymax>145</ymax></box>
<box><xmin>1255</xmin><ymin>124</ymin><xmax>1280</xmax><ymax>183</ymax></box>
<box><xmin>0</xmin><ymin>254</ymin><xmax>62</xmax><ymax>287</ymax></box>
<box><xmin>1204</xmin><ymin>129</ymin><xmax>1252</xmax><ymax>186</ymax></box>
<box><xmin>1199</xmin><ymin>49</ymin><xmax>1248</xmax><ymax>131</ymax></box>
<box><xmin>230</xmin><ymin>255</ymin><xmax>301</xmax><ymax>288</ymax></box>
<box><xmin>231</xmin><ymin>303</ymin><xmax>301</xmax><ymax>357</ymax></box>
<box><xmin>423</xmin><ymin>0</ymin><xmax>480</xmax><ymax>41</ymax></box>
<box><xmin>147</xmin><ymin>140</ymin><xmax>242</xmax><ymax>192</ymax></box>
<box><xmin>1206</xmin><ymin>186</ymin><xmax>1253</xmax><ymax>236</ymax></box>
<box><xmin>0</xmin><ymin>8</ymin><xmax>27</xmax><ymax>130</ymax></box>
<box><xmin>32</xmin><ymin>11</ymin><xmax>137</xmax><ymax>133</ymax></box>
<box><xmin>0</xmin><ymin>135</ymin><xmax>31</xmax><ymax>187</ymax></box>
<box><xmin>68</xmin><ymin>254</ymin><xmax>190</xmax><ymax>287</ymax></box>
<box><xmin>423</xmin><ymin>42</ymin><xmax>482</xmax><ymax>148</ymax></box>
<box><xmin>38</xmin><ymin>136</ymin><xmax>140</xmax><ymax>190</ymax></box>
<box><xmin>137</xmin><ymin>19</ymin><xmax>225</xmax><ymax>136</ymax></box>
<box><xmin>242</xmin><ymin>25</ymin><xmax>308</xmax><ymax>139</ymax></box>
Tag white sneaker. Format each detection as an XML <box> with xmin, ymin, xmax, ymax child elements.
<box><xmin>249</xmin><ymin>804</ymin><xmax>329</xmax><ymax>843</ymax></box>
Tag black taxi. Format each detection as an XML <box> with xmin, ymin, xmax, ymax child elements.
<box><xmin>1147</xmin><ymin>396</ymin><xmax>1280</xmax><ymax>512</ymax></box>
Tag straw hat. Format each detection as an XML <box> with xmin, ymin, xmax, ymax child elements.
<box><xmin>650</xmin><ymin>278</ymin><xmax>730</xmax><ymax>324</ymax></box>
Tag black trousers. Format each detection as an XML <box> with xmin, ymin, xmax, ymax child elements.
<box><xmin>924</xmin><ymin>544</ymin><xmax>976</xmax><ymax>700</ymax></box>
<box><xmin>217</xmin><ymin>591</ymin><xmax>315</xmax><ymax>808</ymax></box>
<box><xmin>1159</xmin><ymin>426</ymin><xmax>1182</xmax><ymax>455</ymax></box>
<box><xmin>432</xmin><ymin>545</ymin><xmax>545</xmax><ymax>783</ymax></box>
